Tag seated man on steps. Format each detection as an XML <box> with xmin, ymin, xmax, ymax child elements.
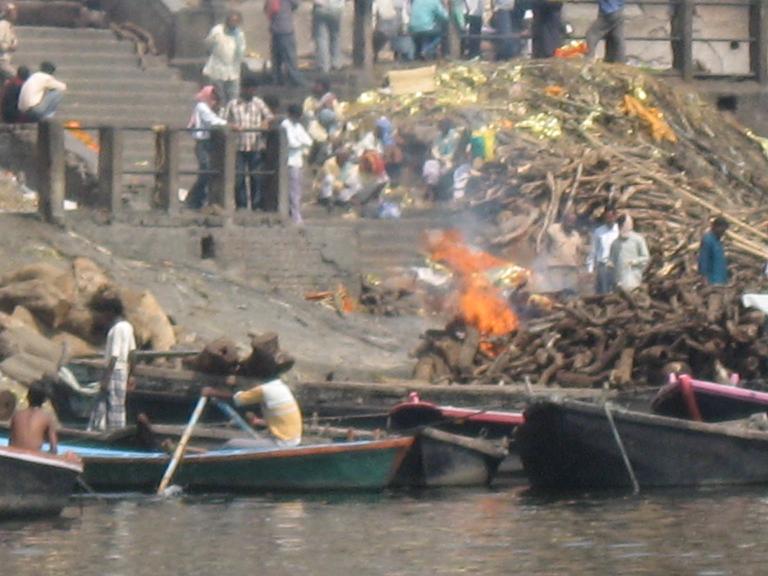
<box><xmin>18</xmin><ymin>61</ymin><xmax>67</xmax><ymax>121</ymax></box>
<box><xmin>10</xmin><ymin>385</ymin><xmax>58</xmax><ymax>454</ymax></box>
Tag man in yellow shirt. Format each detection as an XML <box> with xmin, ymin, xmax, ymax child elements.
<box><xmin>203</xmin><ymin>379</ymin><xmax>302</xmax><ymax>447</ymax></box>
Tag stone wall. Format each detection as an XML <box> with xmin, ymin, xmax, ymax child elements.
<box><xmin>70</xmin><ymin>217</ymin><xmax>364</xmax><ymax>295</ymax></box>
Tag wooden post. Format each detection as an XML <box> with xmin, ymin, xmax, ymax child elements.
<box><xmin>750</xmin><ymin>0</ymin><xmax>768</xmax><ymax>84</ymax></box>
<box><xmin>445</xmin><ymin>1</ymin><xmax>461</xmax><ymax>60</ymax></box>
<box><xmin>263</xmin><ymin>128</ymin><xmax>289</xmax><ymax>217</ymax></box>
<box><xmin>671</xmin><ymin>0</ymin><xmax>694</xmax><ymax>81</ymax></box>
<box><xmin>98</xmin><ymin>127</ymin><xmax>123</xmax><ymax>216</ymax></box>
<box><xmin>156</xmin><ymin>128</ymin><xmax>181</xmax><ymax>215</ymax></box>
<box><xmin>353</xmin><ymin>0</ymin><xmax>374</xmax><ymax>77</ymax></box>
<box><xmin>208</xmin><ymin>129</ymin><xmax>236</xmax><ymax>215</ymax></box>
<box><xmin>36</xmin><ymin>121</ymin><xmax>66</xmax><ymax>224</ymax></box>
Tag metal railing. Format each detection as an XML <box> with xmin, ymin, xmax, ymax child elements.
<box><xmin>38</xmin><ymin>122</ymin><xmax>289</xmax><ymax>223</ymax></box>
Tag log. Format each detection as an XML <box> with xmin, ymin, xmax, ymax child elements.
<box><xmin>610</xmin><ymin>348</ymin><xmax>636</xmax><ymax>387</ymax></box>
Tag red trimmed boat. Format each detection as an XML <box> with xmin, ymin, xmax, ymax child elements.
<box><xmin>652</xmin><ymin>374</ymin><xmax>768</xmax><ymax>422</ymax></box>
<box><xmin>392</xmin><ymin>427</ymin><xmax>508</xmax><ymax>487</ymax></box>
<box><xmin>388</xmin><ymin>393</ymin><xmax>524</xmax><ymax>439</ymax></box>
<box><xmin>0</xmin><ymin>446</ymin><xmax>83</xmax><ymax>518</ymax></box>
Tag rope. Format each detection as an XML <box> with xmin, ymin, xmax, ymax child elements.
<box><xmin>304</xmin><ymin>411</ymin><xmax>391</xmax><ymax>424</ymax></box>
<box><xmin>603</xmin><ymin>403</ymin><xmax>640</xmax><ymax>494</ymax></box>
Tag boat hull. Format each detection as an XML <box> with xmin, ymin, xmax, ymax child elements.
<box><xmin>388</xmin><ymin>400</ymin><xmax>523</xmax><ymax>440</ymax></box>
<box><xmin>0</xmin><ymin>447</ymin><xmax>82</xmax><ymax>518</ymax></box>
<box><xmin>78</xmin><ymin>437</ymin><xmax>413</xmax><ymax>493</ymax></box>
<box><xmin>517</xmin><ymin>399</ymin><xmax>768</xmax><ymax>490</ymax></box>
<box><xmin>393</xmin><ymin>428</ymin><xmax>506</xmax><ymax>487</ymax></box>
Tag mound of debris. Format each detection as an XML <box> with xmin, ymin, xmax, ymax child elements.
<box><xmin>352</xmin><ymin>59</ymin><xmax>768</xmax><ymax>271</ymax></box>
<box><xmin>353</xmin><ymin>60</ymin><xmax>768</xmax><ymax>387</ymax></box>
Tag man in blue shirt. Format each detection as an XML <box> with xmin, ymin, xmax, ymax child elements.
<box><xmin>698</xmin><ymin>217</ymin><xmax>729</xmax><ymax>285</ymax></box>
<box><xmin>585</xmin><ymin>0</ymin><xmax>625</xmax><ymax>63</ymax></box>
<box><xmin>409</xmin><ymin>0</ymin><xmax>448</xmax><ymax>59</ymax></box>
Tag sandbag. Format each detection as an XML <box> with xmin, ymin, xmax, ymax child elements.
<box><xmin>188</xmin><ymin>338</ymin><xmax>241</xmax><ymax>375</ymax></box>
<box><xmin>10</xmin><ymin>306</ymin><xmax>44</xmax><ymax>335</ymax></box>
<box><xmin>119</xmin><ymin>289</ymin><xmax>176</xmax><ymax>351</ymax></box>
<box><xmin>60</xmin><ymin>303</ymin><xmax>98</xmax><ymax>343</ymax></box>
<box><xmin>52</xmin><ymin>332</ymin><xmax>98</xmax><ymax>359</ymax></box>
<box><xmin>0</xmin><ymin>325</ymin><xmax>64</xmax><ymax>365</ymax></box>
<box><xmin>0</xmin><ymin>278</ymin><xmax>73</xmax><ymax>328</ymax></box>
<box><xmin>0</xmin><ymin>352</ymin><xmax>59</xmax><ymax>385</ymax></box>
<box><xmin>72</xmin><ymin>257</ymin><xmax>113</xmax><ymax>302</ymax></box>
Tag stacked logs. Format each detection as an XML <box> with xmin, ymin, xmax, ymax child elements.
<box><xmin>413</xmin><ymin>274</ymin><xmax>768</xmax><ymax>388</ymax></box>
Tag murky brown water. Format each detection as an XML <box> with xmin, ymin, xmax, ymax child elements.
<box><xmin>1</xmin><ymin>486</ymin><xmax>767</xmax><ymax>576</ymax></box>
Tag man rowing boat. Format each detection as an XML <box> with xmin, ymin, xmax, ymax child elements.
<box><xmin>202</xmin><ymin>379</ymin><xmax>302</xmax><ymax>448</ymax></box>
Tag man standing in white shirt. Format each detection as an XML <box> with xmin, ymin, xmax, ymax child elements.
<box><xmin>0</xmin><ymin>2</ymin><xmax>18</xmax><ymax>81</ymax></box>
<box><xmin>187</xmin><ymin>85</ymin><xmax>228</xmax><ymax>209</ymax></box>
<box><xmin>96</xmin><ymin>298</ymin><xmax>136</xmax><ymax>431</ymax></box>
<box><xmin>18</xmin><ymin>61</ymin><xmax>67</xmax><ymax>121</ymax></box>
<box><xmin>281</xmin><ymin>104</ymin><xmax>313</xmax><ymax>224</ymax></box>
<box><xmin>587</xmin><ymin>206</ymin><xmax>619</xmax><ymax>294</ymax></box>
<box><xmin>203</xmin><ymin>11</ymin><xmax>246</xmax><ymax>105</ymax></box>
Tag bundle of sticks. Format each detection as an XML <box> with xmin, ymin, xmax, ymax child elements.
<box><xmin>413</xmin><ymin>275</ymin><xmax>768</xmax><ymax>388</ymax></box>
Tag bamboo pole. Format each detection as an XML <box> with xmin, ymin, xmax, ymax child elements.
<box><xmin>157</xmin><ymin>396</ymin><xmax>208</xmax><ymax>494</ymax></box>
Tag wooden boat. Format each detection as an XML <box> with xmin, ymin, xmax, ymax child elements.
<box><xmin>5</xmin><ymin>437</ymin><xmax>414</xmax><ymax>493</ymax></box>
<box><xmin>652</xmin><ymin>373</ymin><xmax>768</xmax><ymax>422</ymax></box>
<box><xmin>55</xmin><ymin>359</ymin><xmax>240</xmax><ymax>424</ymax></box>
<box><xmin>0</xmin><ymin>446</ymin><xmax>83</xmax><ymax>518</ymax></box>
<box><xmin>392</xmin><ymin>427</ymin><xmax>508</xmax><ymax>487</ymax></box>
<box><xmin>517</xmin><ymin>397</ymin><xmax>768</xmax><ymax>491</ymax></box>
<box><xmin>388</xmin><ymin>392</ymin><xmax>524</xmax><ymax>439</ymax></box>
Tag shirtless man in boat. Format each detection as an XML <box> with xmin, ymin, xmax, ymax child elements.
<box><xmin>10</xmin><ymin>385</ymin><xmax>58</xmax><ymax>454</ymax></box>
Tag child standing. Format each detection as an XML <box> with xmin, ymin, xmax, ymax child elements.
<box><xmin>281</xmin><ymin>104</ymin><xmax>313</xmax><ymax>224</ymax></box>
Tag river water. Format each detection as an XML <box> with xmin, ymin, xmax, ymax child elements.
<box><xmin>2</xmin><ymin>484</ymin><xmax>768</xmax><ymax>576</ymax></box>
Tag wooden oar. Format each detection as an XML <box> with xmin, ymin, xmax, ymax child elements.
<box><xmin>157</xmin><ymin>396</ymin><xmax>208</xmax><ymax>495</ymax></box>
<box><xmin>210</xmin><ymin>398</ymin><xmax>263</xmax><ymax>441</ymax></box>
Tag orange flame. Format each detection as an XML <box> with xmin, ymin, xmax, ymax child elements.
<box><xmin>426</xmin><ymin>230</ymin><xmax>523</xmax><ymax>337</ymax></box>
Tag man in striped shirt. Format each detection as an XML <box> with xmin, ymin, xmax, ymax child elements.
<box><xmin>224</xmin><ymin>84</ymin><xmax>274</xmax><ymax>210</ymax></box>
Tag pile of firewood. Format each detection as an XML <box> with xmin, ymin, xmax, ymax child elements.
<box><xmin>351</xmin><ymin>60</ymin><xmax>768</xmax><ymax>271</ymax></box>
<box><xmin>413</xmin><ymin>274</ymin><xmax>768</xmax><ymax>388</ymax></box>
<box><xmin>349</xmin><ymin>60</ymin><xmax>768</xmax><ymax>386</ymax></box>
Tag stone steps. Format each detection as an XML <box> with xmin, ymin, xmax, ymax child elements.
<box><xmin>13</xmin><ymin>25</ymin><xmax>200</xmax><ymax>192</ymax></box>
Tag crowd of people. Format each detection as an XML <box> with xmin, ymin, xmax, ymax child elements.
<box><xmin>200</xmin><ymin>0</ymin><xmax>627</xmax><ymax>97</ymax></box>
<box><xmin>535</xmin><ymin>206</ymin><xmax>730</xmax><ymax>298</ymax></box>
<box><xmin>185</xmin><ymin>73</ymin><xmax>408</xmax><ymax>224</ymax></box>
